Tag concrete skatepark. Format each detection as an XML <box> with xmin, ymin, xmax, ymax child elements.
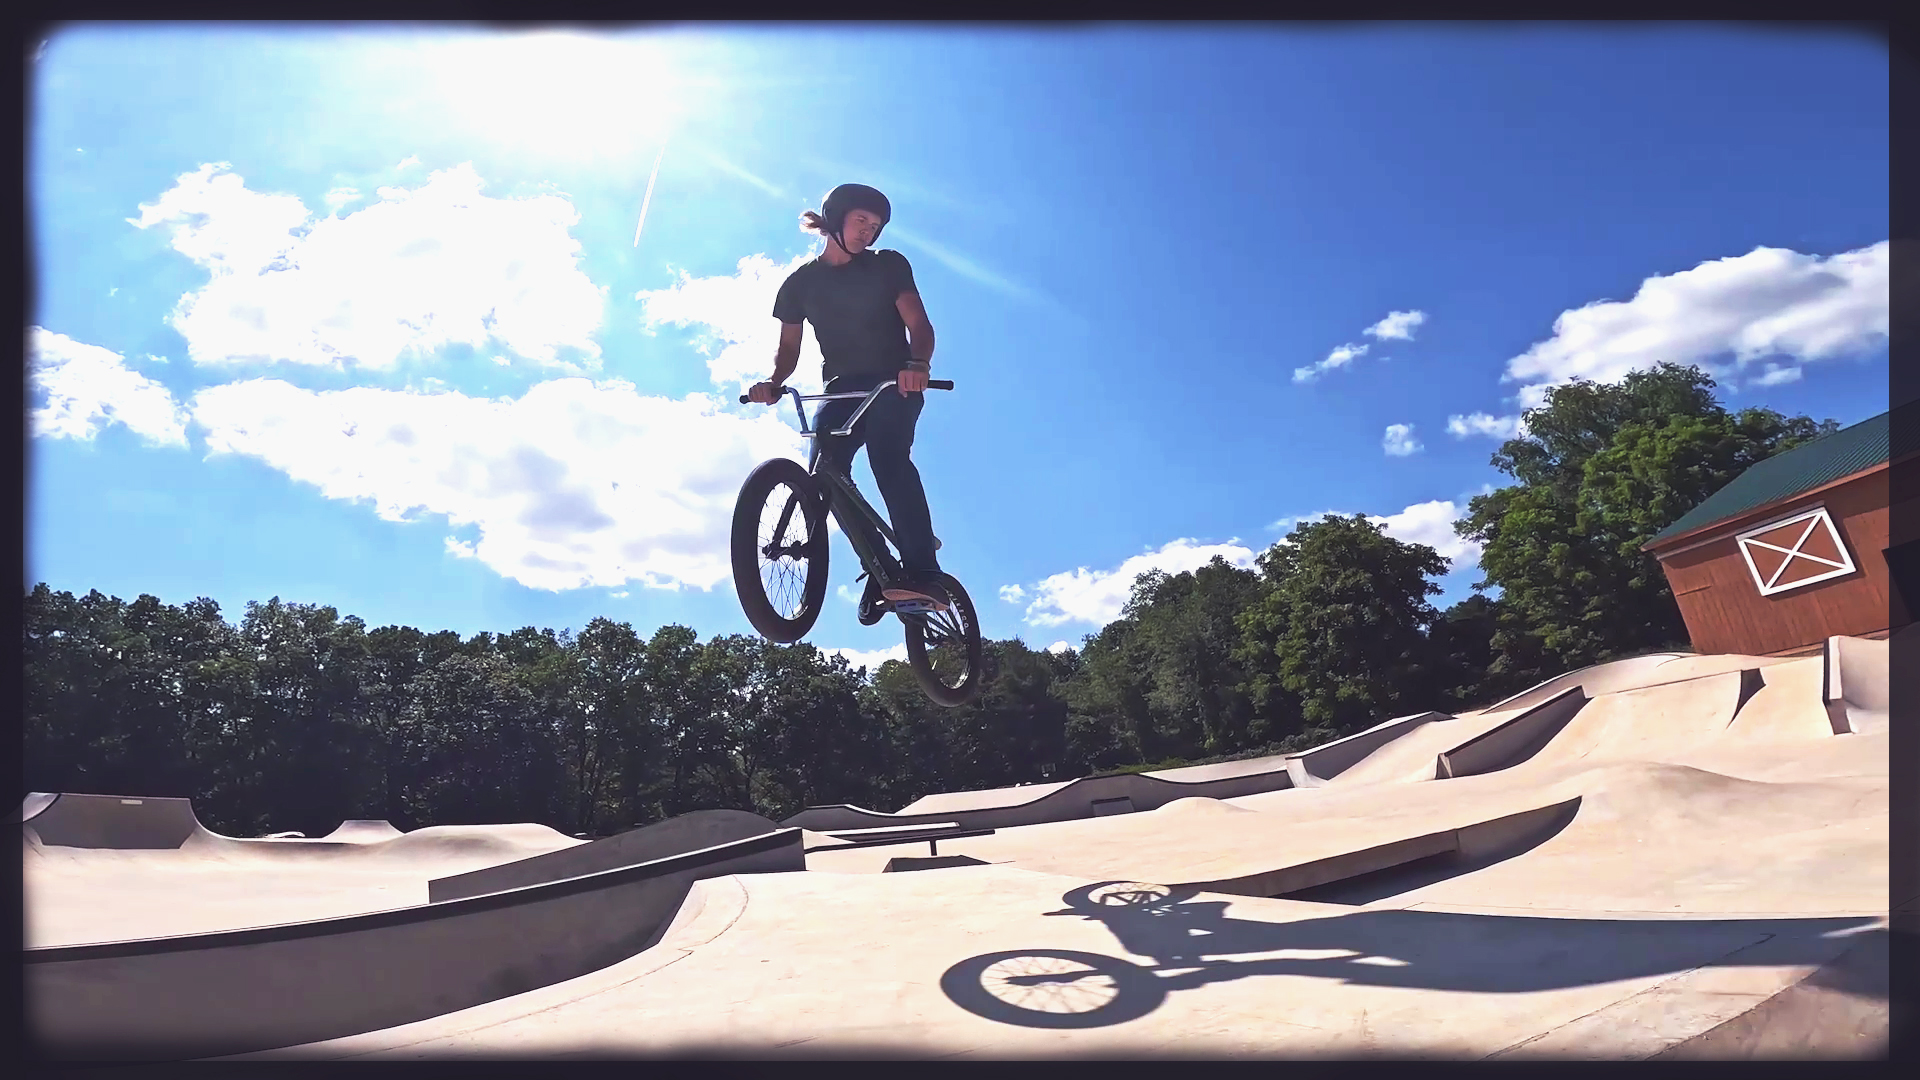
<box><xmin>22</xmin><ymin>634</ymin><xmax>1898</xmax><ymax>1060</ymax></box>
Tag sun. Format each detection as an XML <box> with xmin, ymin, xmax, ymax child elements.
<box><xmin>410</xmin><ymin>30</ymin><xmax>688</xmax><ymax>167</ymax></box>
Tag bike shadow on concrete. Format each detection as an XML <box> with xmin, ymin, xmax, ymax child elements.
<box><xmin>939</xmin><ymin>881</ymin><xmax>1885</xmax><ymax>1030</ymax></box>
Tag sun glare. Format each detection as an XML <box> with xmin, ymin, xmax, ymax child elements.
<box><xmin>414</xmin><ymin>31</ymin><xmax>687</xmax><ymax>166</ymax></box>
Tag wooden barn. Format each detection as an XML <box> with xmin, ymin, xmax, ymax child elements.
<box><xmin>1642</xmin><ymin>405</ymin><xmax>1916</xmax><ymax>657</ymax></box>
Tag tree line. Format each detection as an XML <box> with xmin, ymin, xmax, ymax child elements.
<box><xmin>22</xmin><ymin>364</ymin><xmax>1837</xmax><ymax>838</ymax></box>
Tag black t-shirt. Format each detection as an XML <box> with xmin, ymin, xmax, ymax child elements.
<box><xmin>772</xmin><ymin>249</ymin><xmax>917</xmax><ymax>381</ymax></box>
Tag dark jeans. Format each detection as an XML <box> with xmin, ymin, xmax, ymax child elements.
<box><xmin>811</xmin><ymin>373</ymin><xmax>941</xmax><ymax>577</ymax></box>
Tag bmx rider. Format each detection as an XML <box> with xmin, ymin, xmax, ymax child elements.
<box><xmin>746</xmin><ymin>183</ymin><xmax>950</xmax><ymax>613</ymax></box>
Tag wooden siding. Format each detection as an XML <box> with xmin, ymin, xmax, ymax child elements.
<box><xmin>1654</xmin><ymin>468</ymin><xmax>1898</xmax><ymax>656</ymax></box>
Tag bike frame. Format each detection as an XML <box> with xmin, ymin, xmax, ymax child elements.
<box><xmin>773</xmin><ymin>379</ymin><xmax>945</xmax><ymax>595</ymax></box>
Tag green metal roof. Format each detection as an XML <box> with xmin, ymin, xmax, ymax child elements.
<box><xmin>1644</xmin><ymin>408</ymin><xmax>1893</xmax><ymax>548</ymax></box>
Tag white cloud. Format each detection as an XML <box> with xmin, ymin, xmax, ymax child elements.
<box><xmin>323</xmin><ymin>187</ymin><xmax>363</xmax><ymax>213</ymax></box>
<box><xmin>998</xmin><ymin>584</ymin><xmax>1027</xmax><ymax>603</ymax></box>
<box><xmin>1505</xmin><ymin>241</ymin><xmax>1889</xmax><ymax>409</ymax></box>
<box><xmin>1382</xmin><ymin>423</ymin><xmax>1423</xmax><ymax>456</ymax></box>
<box><xmin>821</xmin><ymin>643</ymin><xmax>908</xmax><ymax>671</ymax></box>
<box><xmin>1445</xmin><ymin>412</ymin><xmax>1528</xmax><ymax>440</ymax></box>
<box><xmin>1269</xmin><ymin>509</ymin><xmax>1356</xmax><ymax>534</ymax></box>
<box><xmin>1365</xmin><ymin>500</ymin><xmax>1480</xmax><ymax>570</ymax></box>
<box><xmin>128</xmin><ymin>162</ymin><xmax>606</xmax><ymax>371</ymax></box>
<box><xmin>1016</xmin><ymin>538</ymin><xmax>1258</xmax><ymax>629</ymax></box>
<box><xmin>1018</xmin><ymin>502</ymin><xmax>1482</xmax><ymax>632</ymax></box>
<box><xmin>1293</xmin><ymin>342</ymin><xmax>1369</xmax><ymax>384</ymax></box>
<box><xmin>189</xmin><ymin>376</ymin><xmax>804</xmax><ymax>592</ymax></box>
<box><xmin>1364</xmin><ymin>310</ymin><xmax>1427</xmax><ymax>341</ymax></box>
<box><xmin>1751</xmin><ymin>363</ymin><xmax>1804</xmax><ymax>387</ymax></box>
<box><xmin>28</xmin><ymin>327</ymin><xmax>190</xmax><ymax>446</ymax></box>
<box><xmin>837</xmin><ymin>583</ymin><xmax>861</xmax><ymax>604</ymax></box>
<box><xmin>1269</xmin><ymin>500</ymin><xmax>1481</xmax><ymax>571</ymax></box>
<box><xmin>636</xmin><ymin>253</ymin><xmax>827</xmax><ymax>394</ymax></box>
<box><xmin>1046</xmin><ymin>641</ymin><xmax>1074</xmax><ymax>654</ymax></box>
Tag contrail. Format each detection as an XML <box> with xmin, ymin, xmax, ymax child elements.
<box><xmin>633</xmin><ymin>137</ymin><xmax>668</xmax><ymax>248</ymax></box>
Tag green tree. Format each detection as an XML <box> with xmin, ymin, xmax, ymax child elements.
<box><xmin>1459</xmin><ymin>363</ymin><xmax>1838</xmax><ymax>670</ymax></box>
<box><xmin>1240</xmin><ymin>515</ymin><xmax>1448</xmax><ymax>733</ymax></box>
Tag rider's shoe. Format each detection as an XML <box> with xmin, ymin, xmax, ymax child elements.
<box><xmin>883</xmin><ymin>575</ymin><xmax>950</xmax><ymax>612</ymax></box>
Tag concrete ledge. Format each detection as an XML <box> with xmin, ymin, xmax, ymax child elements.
<box><xmin>428</xmin><ymin>808</ymin><xmax>780</xmax><ymax>903</ymax></box>
<box><xmin>883</xmin><ymin>855</ymin><xmax>992</xmax><ymax>872</ymax></box>
<box><xmin>1438</xmin><ymin>687</ymin><xmax>1588</xmax><ymax>779</ymax></box>
<box><xmin>25</xmin><ymin>829</ymin><xmax>804</xmax><ymax>1061</ymax></box>
<box><xmin>1824</xmin><ymin>635</ymin><xmax>1890</xmax><ymax>735</ymax></box>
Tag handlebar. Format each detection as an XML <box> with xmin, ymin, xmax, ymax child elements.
<box><xmin>739</xmin><ymin>378</ymin><xmax>954</xmax><ymax>439</ymax></box>
<box><xmin>737</xmin><ymin>378</ymin><xmax>953</xmax><ymax>405</ymax></box>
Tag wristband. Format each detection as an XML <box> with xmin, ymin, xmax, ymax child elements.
<box><xmin>905</xmin><ymin>359</ymin><xmax>930</xmax><ymax>371</ymax></box>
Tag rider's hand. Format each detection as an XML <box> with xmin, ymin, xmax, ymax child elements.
<box><xmin>747</xmin><ymin>381</ymin><xmax>781</xmax><ymax>404</ymax></box>
<box><xmin>897</xmin><ymin>367</ymin><xmax>928</xmax><ymax>396</ymax></box>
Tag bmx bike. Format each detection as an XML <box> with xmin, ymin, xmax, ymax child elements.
<box><xmin>731</xmin><ymin>378</ymin><xmax>984</xmax><ymax>706</ymax></box>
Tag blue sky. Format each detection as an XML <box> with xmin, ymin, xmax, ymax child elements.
<box><xmin>27</xmin><ymin>25</ymin><xmax>1891</xmax><ymax>670</ymax></box>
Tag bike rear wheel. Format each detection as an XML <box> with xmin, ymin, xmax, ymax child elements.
<box><xmin>731</xmin><ymin>458</ymin><xmax>830</xmax><ymax>643</ymax></box>
<box><xmin>902</xmin><ymin>572</ymin><xmax>985</xmax><ymax>706</ymax></box>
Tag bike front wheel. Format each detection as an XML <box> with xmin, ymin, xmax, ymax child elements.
<box><xmin>731</xmin><ymin>457</ymin><xmax>830</xmax><ymax>643</ymax></box>
<box><xmin>902</xmin><ymin>572</ymin><xmax>985</xmax><ymax>706</ymax></box>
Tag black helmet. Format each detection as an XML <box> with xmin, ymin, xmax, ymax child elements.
<box><xmin>821</xmin><ymin>183</ymin><xmax>890</xmax><ymax>252</ymax></box>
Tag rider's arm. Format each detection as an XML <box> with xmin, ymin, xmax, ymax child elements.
<box><xmin>768</xmin><ymin>321</ymin><xmax>803</xmax><ymax>385</ymax></box>
<box><xmin>896</xmin><ymin>291</ymin><xmax>935</xmax><ymax>368</ymax></box>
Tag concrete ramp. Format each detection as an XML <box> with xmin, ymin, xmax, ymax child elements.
<box><xmin>1284</xmin><ymin>712</ymin><xmax>1449</xmax><ymax>787</ymax></box>
<box><xmin>785</xmin><ymin>763</ymin><xmax>1296</xmax><ymax>832</ymax></box>
<box><xmin>1475</xmin><ymin>650</ymin><xmax>1800</xmax><ymax>717</ymax></box>
<box><xmin>1724</xmin><ymin>655</ymin><xmax>1835</xmax><ymax>744</ymax></box>
<box><xmin>1521</xmin><ymin>670</ymin><xmax>1757</xmax><ymax>772</ymax></box>
<box><xmin>1145</xmin><ymin>753</ymin><xmax>1293</xmax><ymax>782</ymax></box>
<box><xmin>1478</xmin><ymin>652</ymin><xmax>1687</xmax><ymax>714</ymax></box>
<box><xmin>1330</xmin><ymin>708</ymin><xmax>1528</xmax><ymax>785</ymax></box>
<box><xmin>245</xmin><ymin>865</ymin><xmax>1881</xmax><ymax>1060</ymax></box>
<box><xmin>25</xmin><ymin>830</ymin><xmax>806</xmax><ymax>1061</ymax></box>
<box><xmin>1438</xmin><ymin>688</ymin><xmax>1589</xmax><ymax>779</ymax></box>
<box><xmin>1172</xmin><ymin>797</ymin><xmax>1580</xmax><ymax>898</ymax></box>
<box><xmin>322</xmin><ymin>820</ymin><xmax>405</xmax><ymax>843</ymax></box>
<box><xmin>1824</xmin><ymin>635</ymin><xmax>1889</xmax><ymax>735</ymax></box>
<box><xmin>897</xmin><ymin>781</ymin><xmax>1075</xmax><ymax>815</ymax></box>
<box><xmin>17</xmin><ymin>793</ymin><xmax>203</xmax><ymax>850</ymax></box>
<box><xmin>428</xmin><ymin>809</ymin><xmax>781</xmax><ymax>902</ymax></box>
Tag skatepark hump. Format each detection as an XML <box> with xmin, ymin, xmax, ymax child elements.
<box><xmin>22</xmin><ymin>635</ymin><xmax>1893</xmax><ymax>1060</ymax></box>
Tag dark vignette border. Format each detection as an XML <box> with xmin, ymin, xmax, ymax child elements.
<box><xmin>8</xmin><ymin>8</ymin><xmax>1909</xmax><ymax>1069</ymax></box>
<box><xmin>1890</xmin><ymin>14</ymin><xmax>1917</xmax><ymax>1067</ymax></box>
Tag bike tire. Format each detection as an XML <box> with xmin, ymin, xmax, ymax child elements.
<box><xmin>902</xmin><ymin>572</ymin><xmax>985</xmax><ymax>706</ymax></box>
<box><xmin>938</xmin><ymin>949</ymin><xmax>1166</xmax><ymax>1029</ymax></box>
<box><xmin>731</xmin><ymin>457</ymin><xmax>830</xmax><ymax>643</ymax></box>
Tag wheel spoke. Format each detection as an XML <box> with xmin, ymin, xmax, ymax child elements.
<box><xmin>753</xmin><ymin>483</ymin><xmax>819</xmax><ymax>619</ymax></box>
